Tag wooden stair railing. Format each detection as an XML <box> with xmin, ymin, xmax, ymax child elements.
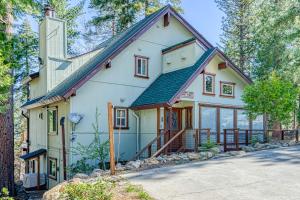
<box><xmin>152</xmin><ymin>129</ymin><xmax>186</xmax><ymax>158</ymax></box>
<box><xmin>131</xmin><ymin>130</ymin><xmax>169</xmax><ymax>160</ymax></box>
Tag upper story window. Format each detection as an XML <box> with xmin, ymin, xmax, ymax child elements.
<box><xmin>114</xmin><ymin>107</ymin><xmax>129</xmax><ymax>129</ymax></box>
<box><xmin>220</xmin><ymin>81</ymin><xmax>235</xmax><ymax>98</ymax></box>
<box><xmin>135</xmin><ymin>55</ymin><xmax>149</xmax><ymax>78</ymax></box>
<box><xmin>48</xmin><ymin>107</ymin><xmax>58</xmax><ymax>134</ymax></box>
<box><xmin>203</xmin><ymin>73</ymin><xmax>215</xmax><ymax>95</ymax></box>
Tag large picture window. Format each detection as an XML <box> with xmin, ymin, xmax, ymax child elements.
<box><xmin>203</xmin><ymin>73</ymin><xmax>215</xmax><ymax>95</ymax></box>
<box><xmin>47</xmin><ymin>107</ymin><xmax>58</xmax><ymax>134</ymax></box>
<box><xmin>135</xmin><ymin>55</ymin><xmax>149</xmax><ymax>78</ymax></box>
<box><xmin>220</xmin><ymin>81</ymin><xmax>235</xmax><ymax>97</ymax></box>
<box><xmin>114</xmin><ymin>107</ymin><xmax>129</xmax><ymax>129</ymax></box>
<box><xmin>48</xmin><ymin>157</ymin><xmax>57</xmax><ymax>180</ymax></box>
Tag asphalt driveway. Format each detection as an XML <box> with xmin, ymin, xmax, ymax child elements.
<box><xmin>124</xmin><ymin>145</ymin><xmax>300</xmax><ymax>200</ymax></box>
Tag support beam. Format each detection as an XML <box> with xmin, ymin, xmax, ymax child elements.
<box><xmin>107</xmin><ymin>102</ymin><xmax>115</xmax><ymax>175</ymax></box>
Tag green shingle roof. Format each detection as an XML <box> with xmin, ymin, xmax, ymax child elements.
<box><xmin>131</xmin><ymin>48</ymin><xmax>216</xmax><ymax>108</ymax></box>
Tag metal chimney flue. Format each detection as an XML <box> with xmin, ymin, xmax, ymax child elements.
<box><xmin>44</xmin><ymin>4</ymin><xmax>55</xmax><ymax>18</ymax></box>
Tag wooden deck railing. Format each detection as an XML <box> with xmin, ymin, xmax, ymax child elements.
<box><xmin>152</xmin><ymin>129</ymin><xmax>186</xmax><ymax>157</ymax></box>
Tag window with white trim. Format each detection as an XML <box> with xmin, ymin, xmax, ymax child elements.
<box><xmin>203</xmin><ymin>73</ymin><xmax>215</xmax><ymax>95</ymax></box>
<box><xmin>135</xmin><ymin>56</ymin><xmax>148</xmax><ymax>78</ymax></box>
<box><xmin>114</xmin><ymin>108</ymin><xmax>128</xmax><ymax>129</ymax></box>
<box><xmin>220</xmin><ymin>82</ymin><xmax>235</xmax><ymax>97</ymax></box>
<box><xmin>47</xmin><ymin>107</ymin><xmax>58</xmax><ymax>134</ymax></box>
<box><xmin>48</xmin><ymin>157</ymin><xmax>57</xmax><ymax>180</ymax></box>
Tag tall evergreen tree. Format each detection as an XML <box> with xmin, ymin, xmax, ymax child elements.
<box><xmin>215</xmin><ymin>0</ymin><xmax>253</xmax><ymax>74</ymax></box>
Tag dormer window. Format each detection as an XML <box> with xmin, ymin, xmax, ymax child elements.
<box><xmin>135</xmin><ymin>55</ymin><xmax>149</xmax><ymax>78</ymax></box>
<box><xmin>220</xmin><ymin>81</ymin><xmax>235</xmax><ymax>98</ymax></box>
<box><xmin>203</xmin><ymin>73</ymin><xmax>215</xmax><ymax>95</ymax></box>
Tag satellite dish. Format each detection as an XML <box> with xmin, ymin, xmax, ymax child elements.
<box><xmin>68</xmin><ymin>113</ymin><xmax>83</xmax><ymax>124</ymax></box>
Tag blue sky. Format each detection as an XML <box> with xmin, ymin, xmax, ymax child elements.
<box><xmin>28</xmin><ymin>1</ymin><xmax>224</xmax><ymax>47</ymax></box>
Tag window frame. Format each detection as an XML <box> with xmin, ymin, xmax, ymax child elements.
<box><xmin>220</xmin><ymin>81</ymin><xmax>235</xmax><ymax>98</ymax></box>
<box><xmin>48</xmin><ymin>157</ymin><xmax>57</xmax><ymax>180</ymax></box>
<box><xmin>47</xmin><ymin>107</ymin><xmax>58</xmax><ymax>135</ymax></box>
<box><xmin>114</xmin><ymin>107</ymin><xmax>129</xmax><ymax>129</ymax></box>
<box><xmin>203</xmin><ymin>72</ymin><xmax>216</xmax><ymax>96</ymax></box>
<box><xmin>134</xmin><ymin>55</ymin><xmax>149</xmax><ymax>79</ymax></box>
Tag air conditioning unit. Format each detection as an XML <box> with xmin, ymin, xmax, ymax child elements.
<box><xmin>23</xmin><ymin>173</ymin><xmax>46</xmax><ymax>189</ymax></box>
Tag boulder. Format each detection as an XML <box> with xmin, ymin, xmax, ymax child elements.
<box><xmin>254</xmin><ymin>143</ymin><xmax>265</xmax><ymax>149</ymax></box>
<box><xmin>242</xmin><ymin>146</ymin><xmax>255</xmax><ymax>152</ymax></box>
<box><xmin>143</xmin><ymin>158</ymin><xmax>159</xmax><ymax>166</ymax></box>
<box><xmin>209</xmin><ymin>147</ymin><xmax>221</xmax><ymax>155</ymax></box>
<box><xmin>288</xmin><ymin>141</ymin><xmax>296</xmax><ymax>146</ymax></box>
<box><xmin>125</xmin><ymin>160</ymin><xmax>141</xmax><ymax>170</ymax></box>
<box><xmin>116</xmin><ymin>163</ymin><xmax>125</xmax><ymax>171</ymax></box>
<box><xmin>207</xmin><ymin>152</ymin><xmax>214</xmax><ymax>159</ymax></box>
<box><xmin>73</xmin><ymin>173</ymin><xmax>89</xmax><ymax>179</ymax></box>
<box><xmin>186</xmin><ymin>152</ymin><xmax>200</xmax><ymax>160</ymax></box>
<box><xmin>43</xmin><ymin>181</ymin><xmax>67</xmax><ymax>200</ymax></box>
<box><xmin>90</xmin><ymin>169</ymin><xmax>105</xmax><ymax>178</ymax></box>
<box><xmin>199</xmin><ymin>152</ymin><xmax>208</xmax><ymax>160</ymax></box>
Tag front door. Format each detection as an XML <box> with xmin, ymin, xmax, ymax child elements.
<box><xmin>165</xmin><ymin>108</ymin><xmax>182</xmax><ymax>152</ymax></box>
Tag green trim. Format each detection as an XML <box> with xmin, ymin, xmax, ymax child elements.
<box><xmin>162</xmin><ymin>37</ymin><xmax>196</xmax><ymax>53</ymax></box>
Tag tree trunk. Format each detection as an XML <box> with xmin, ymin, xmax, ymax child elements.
<box><xmin>0</xmin><ymin>2</ymin><xmax>15</xmax><ymax>195</ymax></box>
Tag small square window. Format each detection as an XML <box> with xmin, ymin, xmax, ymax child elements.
<box><xmin>48</xmin><ymin>157</ymin><xmax>57</xmax><ymax>180</ymax></box>
<box><xmin>48</xmin><ymin>108</ymin><xmax>58</xmax><ymax>134</ymax></box>
<box><xmin>114</xmin><ymin>107</ymin><xmax>129</xmax><ymax>129</ymax></box>
<box><xmin>220</xmin><ymin>81</ymin><xmax>235</xmax><ymax>97</ymax></box>
<box><xmin>203</xmin><ymin>73</ymin><xmax>215</xmax><ymax>95</ymax></box>
<box><xmin>135</xmin><ymin>56</ymin><xmax>149</xmax><ymax>78</ymax></box>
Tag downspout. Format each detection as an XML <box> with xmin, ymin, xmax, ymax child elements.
<box><xmin>133</xmin><ymin>111</ymin><xmax>140</xmax><ymax>152</ymax></box>
<box><xmin>21</xmin><ymin>111</ymin><xmax>30</xmax><ymax>153</ymax></box>
<box><xmin>60</xmin><ymin>117</ymin><xmax>67</xmax><ymax>180</ymax></box>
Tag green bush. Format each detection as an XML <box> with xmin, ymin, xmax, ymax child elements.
<box><xmin>61</xmin><ymin>181</ymin><xmax>113</xmax><ymax>200</ymax></box>
<box><xmin>0</xmin><ymin>188</ymin><xmax>13</xmax><ymax>200</ymax></box>
<box><xmin>126</xmin><ymin>184</ymin><xmax>153</xmax><ymax>200</ymax></box>
<box><xmin>199</xmin><ymin>141</ymin><xmax>217</xmax><ymax>151</ymax></box>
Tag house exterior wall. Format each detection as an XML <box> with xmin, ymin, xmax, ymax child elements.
<box><xmin>69</xmin><ymin>15</ymin><xmax>194</xmax><ymax>161</ymax></box>
<box><xmin>162</xmin><ymin>42</ymin><xmax>205</xmax><ymax>73</ymax></box>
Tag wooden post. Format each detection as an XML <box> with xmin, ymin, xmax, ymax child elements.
<box><xmin>235</xmin><ymin>129</ymin><xmax>239</xmax><ymax>150</ymax></box>
<box><xmin>281</xmin><ymin>130</ymin><xmax>284</xmax><ymax>141</ymax></box>
<box><xmin>107</xmin><ymin>102</ymin><xmax>115</xmax><ymax>175</ymax></box>
<box><xmin>224</xmin><ymin>129</ymin><xmax>227</xmax><ymax>152</ymax></box>
<box><xmin>37</xmin><ymin>157</ymin><xmax>40</xmax><ymax>190</ymax></box>
<box><xmin>245</xmin><ymin>130</ymin><xmax>249</xmax><ymax>146</ymax></box>
<box><xmin>216</xmin><ymin>108</ymin><xmax>220</xmax><ymax>144</ymax></box>
<box><xmin>207</xmin><ymin>129</ymin><xmax>211</xmax><ymax>143</ymax></box>
<box><xmin>296</xmin><ymin>129</ymin><xmax>299</xmax><ymax>142</ymax></box>
<box><xmin>148</xmin><ymin>145</ymin><xmax>152</xmax><ymax>158</ymax></box>
<box><xmin>194</xmin><ymin>129</ymin><xmax>199</xmax><ymax>152</ymax></box>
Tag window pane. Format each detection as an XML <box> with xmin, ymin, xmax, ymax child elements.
<box><xmin>52</xmin><ymin>110</ymin><xmax>57</xmax><ymax>132</ymax></box>
<box><xmin>220</xmin><ymin>108</ymin><xmax>234</xmax><ymax>131</ymax></box>
<box><xmin>205</xmin><ymin>75</ymin><xmax>213</xmax><ymax>93</ymax></box>
<box><xmin>222</xmin><ymin>84</ymin><xmax>233</xmax><ymax>95</ymax></box>
<box><xmin>237</xmin><ymin>110</ymin><xmax>249</xmax><ymax>129</ymax></box>
<box><xmin>201</xmin><ymin>107</ymin><xmax>217</xmax><ymax>132</ymax></box>
<box><xmin>253</xmin><ymin>115</ymin><xmax>264</xmax><ymax>129</ymax></box>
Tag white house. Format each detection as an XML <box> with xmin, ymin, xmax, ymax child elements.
<box><xmin>21</xmin><ymin>5</ymin><xmax>264</xmax><ymax>188</ymax></box>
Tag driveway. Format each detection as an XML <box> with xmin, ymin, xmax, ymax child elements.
<box><xmin>124</xmin><ymin>145</ymin><xmax>300</xmax><ymax>200</ymax></box>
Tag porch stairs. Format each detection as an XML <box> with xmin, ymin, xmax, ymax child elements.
<box><xmin>132</xmin><ymin>129</ymin><xmax>186</xmax><ymax>160</ymax></box>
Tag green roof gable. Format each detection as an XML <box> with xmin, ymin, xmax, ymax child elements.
<box><xmin>131</xmin><ymin>48</ymin><xmax>215</xmax><ymax>108</ymax></box>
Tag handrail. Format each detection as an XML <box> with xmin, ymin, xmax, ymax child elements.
<box><xmin>152</xmin><ymin>129</ymin><xmax>186</xmax><ymax>157</ymax></box>
<box><xmin>131</xmin><ymin>129</ymin><xmax>169</xmax><ymax>160</ymax></box>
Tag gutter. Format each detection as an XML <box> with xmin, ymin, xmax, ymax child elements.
<box><xmin>21</xmin><ymin>111</ymin><xmax>30</xmax><ymax>153</ymax></box>
<box><xmin>132</xmin><ymin>111</ymin><xmax>140</xmax><ymax>152</ymax></box>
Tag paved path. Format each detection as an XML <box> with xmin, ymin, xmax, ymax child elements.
<box><xmin>124</xmin><ymin>145</ymin><xmax>300</xmax><ymax>200</ymax></box>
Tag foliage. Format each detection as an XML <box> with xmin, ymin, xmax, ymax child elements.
<box><xmin>126</xmin><ymin>184</ymin><xmax>153</xmax><ymax>200</ymax></box>
<box><xmin>70</xmin><ymin>108</ymin><xmax>109</xmax><ymax>175</ymax></box>
<box><xmin>215</xmin><ymin>0</ymin><xmax>254</xmax><ymax>74</ymax></box>
<box><xmin>0</xmin><ymin>187</ymin><xmax>13</xmax><ymax>200</ymax></box>
<box><xmin>242</xmin><ymin>73</ymin><xmax>299</xmax><ymax>126</ymax></box>
<box><xmin>61</xmin><ymin>180</ymin><xmax>114</xmax><ymax>200</ymax></box>
<box><xmin>199</xmin><ymin>141</ymin><xmax>217</xmax><ymax>151</ymax></box>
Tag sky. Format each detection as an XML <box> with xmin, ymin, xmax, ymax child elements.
<box><xmin>28</xmin><ymin>1</ymin><xmax>224</xmax><ymax>49</ymax></box>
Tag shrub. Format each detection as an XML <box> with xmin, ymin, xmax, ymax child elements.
<box><xmin>61</xmin><ymin>180</ymin><xmax>113</xmax><ymax>200</ymax></box>
<box><xmin>125</xmin><ymin>184</ymin><xmax>153</xmax><ymax>200</ymax></box>
<box><xmin>0</xmin><ymin>188</ymin><xmax>13</xmax><ymax>200</ymax></box>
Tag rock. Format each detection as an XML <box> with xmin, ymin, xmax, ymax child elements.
<box><xmin>242</xmin><ymin>146</ymin><xmax>255</xmax><ymax>152</ymax></box>
<box><xmin>207</xmin><ymin>152</ymin><xmax>214</xmax><ymax>159</ymax></box>
<box><xmin>116</xmin><ymin>163</ymin><xmax>125</xmax><ymax>171</ymax></box>
<box><xmin>199</xmin><ymin>152</ymin><xmax>208</xmax><ymax>160</ymax></box>
<box><xmin>73</xmin><ymin>173</ymin><xmax>89</xmax><ymax>179</ymax></box>
<box><xmin>90</xmin><ymin>169</ymin><xmax>105</xmax><ymax>178</ymax></box>
<box><xmin>43</xmin><ymin>181</ymin><xmax>67</xmax><ymax>200</ymax></box>
<box><xmin>288</xmin><ymin>141</ymin><xmax>296</xmax><ymax>146</ymax></box>
<box><xmin>125</xmin><ymin>160</ymin><xmax>141</xmax><ymax>170</ymax></box>
<box><xmin>210</xmin><ymin>147</ymin><xmax>221</xmax><ymax>155</ymax></box>
<box><xmin>282</xmin><ymin>143</ymin><xmax>289</xmax><ymax>147</ymax></box>
<box><xmin>254</xmin><ymin>143</ymin><xmax>265</xmax><ymax>149</ymax></box>
<box><xmin>143</xmin><ymin>158</ymin><xmax>159</xmax><ymax>166</ymax></box>
<box><xmin>186</xmin><ymin>152</ymin><xmax>200</xmax><ymax>160</ymax></box>
<box><xmin>69</xmin><ymin>178</ymin><xmax>83</xmax><ymax>184</ymax></box>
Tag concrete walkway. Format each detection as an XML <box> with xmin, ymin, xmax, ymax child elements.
<box><xmin>124</xmin><ymin>145</ymin><xmax>300</xmax><ymax>200</ymax></box>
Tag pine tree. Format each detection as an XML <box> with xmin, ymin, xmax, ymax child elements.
<box><xmin>215</xmin><ymin>0</ymin><xmax>253</xmax><ymax>74</ymax></box>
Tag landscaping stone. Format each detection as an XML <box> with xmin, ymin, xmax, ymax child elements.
<box><xmin>186</xmin><ymin>152</ymin><xmax>200</xmax><ymax>160</ymax></box>
<box><xmin>43</xmin><ymin>181</ymin><xmax>67</xmax><ymax>200</ymax></box>
<box><xmin>73</xmin><ymin>173</ymin><xmax>89</xmax><ymax>179</ymax></box>
<box><xmin>90</xmin><ymin>169</ymin><xmax>105</xmax><ymax>178</ymax></box>
<box><xmin>143</xmin><ymin>157</ymin><xmax>160</xmax><ymax>166</ymax></box>
<box><xmin>209</xmin><ymin>147</ymin><xmax>221</xmax><ymax>155</ymax></box>
<box><xmin>199</xmin><ymin>152</ymin><xmax>208</xmax><ymax>160</ymax></box>
<box><xmin>125</xmin><ymin>160</ymin><xmax>142</xmax><ymax>170</ymax></box>
<box><xmin>116</xmin><ymin>163</ymin><xmax>125</xmax><ymax>171</ymax></box>
<box><xmin>207</xmin><ymin>152</ymin><xmax>214</xmax><ymax>159</ymax></box>
<box><xmin>242</xmin><ymin>146</ymin><xmax>256</xmax><ymax>152</ymax></box>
